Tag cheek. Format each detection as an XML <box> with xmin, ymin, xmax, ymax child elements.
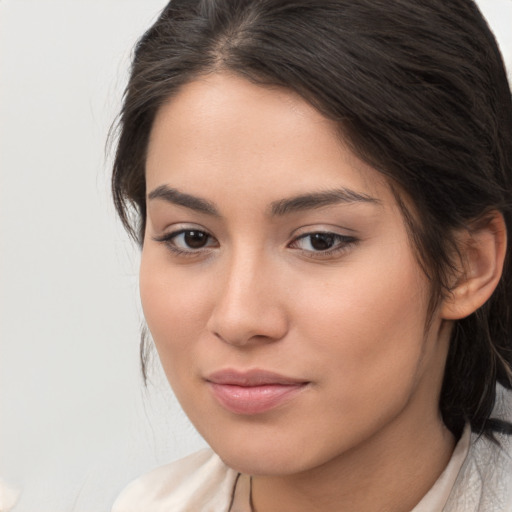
<box><xmin>293</xmin><ymin>246</ymin><xmax>430</xmax><ymax>407</ymax></box>
<box><xmin>139</xmin><ymin>251</ymin><xmax>213</xmax><ymax>374</ymax></box>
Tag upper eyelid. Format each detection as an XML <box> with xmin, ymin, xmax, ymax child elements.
<box><xmin>288</xmin><ymin>227</ymin><xmax>358</xmax><ymax>246</ymax></box>
<box><xmin>291</xmin><ymin>224</ymin><xmax>358</xmax><ymax>236</ymax></box>
<box><xmin>294</xmin><ymin>230</ymin><xmax>354</xmax><ymax>239</ymax></box>
<box><xmin>157</xmin><ymin>228</ymin><xmax>214</xmax><ymax>239</ymax></box>
<box><xmin>155</xmin><ymin>222</ymin><xmax>213</xmax><ymax>236</ymax></box>
<box><xmin>152</xmin><ymin>225</ymin><xmax>214</xmax><ymax>241</ymax></box>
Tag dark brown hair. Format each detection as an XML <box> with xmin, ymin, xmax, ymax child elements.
<box><xmin>112</xmin><ymin>0</ymin><xmax>512</xmax><ymax>437</ymax></box>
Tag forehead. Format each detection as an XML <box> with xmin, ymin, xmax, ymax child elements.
<box><xmin>146</xmin><ymin>73</ymin><xmax>391</xmax><ymax>207</ymax></box>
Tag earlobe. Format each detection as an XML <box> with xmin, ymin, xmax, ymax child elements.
<box><xmin>441</xmin><ymin>211</ymin><xmax>507</xmax><ymax>320</ymax></box>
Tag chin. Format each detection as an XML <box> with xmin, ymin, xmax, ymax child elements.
<box><xmin>218</xmin><ymin>449</ymin><xmax>304</xmax><ymax>476</ymax></box>
<box><xmin>205</xmin><ymin>431</ymin><xmax>322</xmax><ymax>477</ymax></box>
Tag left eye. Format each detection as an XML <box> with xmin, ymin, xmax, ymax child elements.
<box><xmin>290</xmin><ymin>232</ymin><xmax>354</xmax><ymax>252</ymax></box>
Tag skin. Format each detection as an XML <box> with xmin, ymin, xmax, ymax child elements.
<box><xmin>141</xmin><ymin>73</ymin><xmax>457</xmax><ymax>511</ymax></box>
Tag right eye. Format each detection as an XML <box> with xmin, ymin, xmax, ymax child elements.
<box><xmin>153</xmin><ymin>228</ymin><xmax>218</xmax><ymax>255</ymax></box>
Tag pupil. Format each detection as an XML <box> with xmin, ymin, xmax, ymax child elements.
<box><xmin>184</xmin><ymin>231</ymin><xmax>207</xmax><ymax>248</ymax></box>
<box><xmin>311</xmin><ymin>233</ymin><xmax>335</xmax><ymax>250</ymax></box>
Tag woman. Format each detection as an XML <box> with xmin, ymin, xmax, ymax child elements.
<box><xmin>111</xmin><ymin>0</ymin><xmax>512</xmax><ymax>510</ymax></box>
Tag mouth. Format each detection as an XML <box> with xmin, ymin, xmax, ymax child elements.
<box><xmin>205</xmin><ymin>369</ymin><xmax>310</xmax><ymax>415</ymax></box>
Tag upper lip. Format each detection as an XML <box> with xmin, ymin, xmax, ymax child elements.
<box><xmin>206</xmin><ymin>369</ymin><xmax>308</xmax><ymax>386</ymax></box>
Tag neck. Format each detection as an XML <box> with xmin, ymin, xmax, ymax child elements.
<box><xmin>251</xmin><ymin>406</ymin><xmax>455</xmax><ymax>512</ymax></box>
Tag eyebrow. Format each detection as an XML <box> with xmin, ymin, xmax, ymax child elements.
<box><xmin>147</xmin><ymin>185</ymin><xmax>380</xmax><ymax>217</ymax></box>
<box><xmin>270</xmin><ymin>188</ymin><xmax>380</xmax><ymax>216</ymax></box>
<box><xmin>148</xmin><ymin>185</ymin><xmax>220</xmax><ymax>216</ymax></box>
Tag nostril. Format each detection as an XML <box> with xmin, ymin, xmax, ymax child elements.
<box><xmin>208</xmin><ymin>316</ymin><xmax>288</xmax><ymax>347</ymax></box>
<box><xmin>206</xmin><ymin>269</ymin><xmax>289</xmax><ymax>346</ymax></box>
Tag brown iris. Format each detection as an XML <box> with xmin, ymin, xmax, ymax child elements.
<box><xmin>183</xmin><ymin>230</ymin><xmax>209</xmax><ymax>249</ymax></box>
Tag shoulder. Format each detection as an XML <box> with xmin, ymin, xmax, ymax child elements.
<box><xmin>446</xmin><ymin>431</ymin><xmax>512</xmax><ymax>511</ymax></box>
<box><xmin>112</xmin><ymin>448</ymin><xmax>239</xmax><ymax>512</ymax></box>
<box><xmin>446</xmin><ymin>386</ymin><xmax>512</xmax><ymax>511</ymax></box>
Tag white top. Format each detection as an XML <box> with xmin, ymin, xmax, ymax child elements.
<box><xmin>112</xmin><ymin>422</ymin><xmax>512</xmax><ymax>512</ymax></box>
<box><xmin>0</xmin><ymin>479</ymin><xmax>19</xmax><ymax>512</ymax></box>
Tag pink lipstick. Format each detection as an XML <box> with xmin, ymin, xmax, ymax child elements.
<box><xmin>206</xmin><ymin>369</ymin><xmax>309</xmax><ymax>415</ymax></box>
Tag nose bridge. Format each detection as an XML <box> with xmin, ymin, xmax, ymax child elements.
<box><xmin>224</xmin><ymin>248</ymin><xmax>260</xmax><ymax>303</ymax></box>
<box><xmin>208</xmin><ymin>244</ymin><xmax>287</xmax><ymax>345</ymax></box>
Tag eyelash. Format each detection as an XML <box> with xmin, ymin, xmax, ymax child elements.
<box><xmin>152</xmin><ymin>229</ymin><xmax>218</xmax><ymax>257</ymax></box>
<box><xmin>288</xmin><ymin>232</ymin><xmax>357</xmax><ymax>259</ymax></box>
<box><xmin>153</xmin><ymin>229</ymin><xmax>357</xmax><ymax>259</ymax></box>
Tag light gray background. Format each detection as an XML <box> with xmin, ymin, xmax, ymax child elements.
<box><xmin>1</xmin><ymin>1</ymin><xmax>511</xmax><ymax>511</ymax></box>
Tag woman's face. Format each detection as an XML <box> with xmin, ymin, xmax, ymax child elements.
<box><xmin>141</xmin><ymin>73</ymin><xmax>451</xmax><ymax>476</ymax></box>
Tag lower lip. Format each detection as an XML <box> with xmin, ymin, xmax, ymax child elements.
<box><xmin>208</xmin><ymin>382</ymin><xmax>307</xmax><ymax>415</ymax></box>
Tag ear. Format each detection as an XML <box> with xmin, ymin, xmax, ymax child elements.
<box><xmin>441</xmin><ymin>211</ymin><xmax>507</xmax><ymax>320</ymax></box>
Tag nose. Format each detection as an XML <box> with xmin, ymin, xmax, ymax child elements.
<box><xmin>206</xmin><ymin>252</ymin><xmax>288</xmax><ymax>347</ymax></box>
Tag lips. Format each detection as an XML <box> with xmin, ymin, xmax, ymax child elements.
<box><xmin>205</xmin><ymin>369</ymin><xmax>309</xmax><ymax>415</ymax></box>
